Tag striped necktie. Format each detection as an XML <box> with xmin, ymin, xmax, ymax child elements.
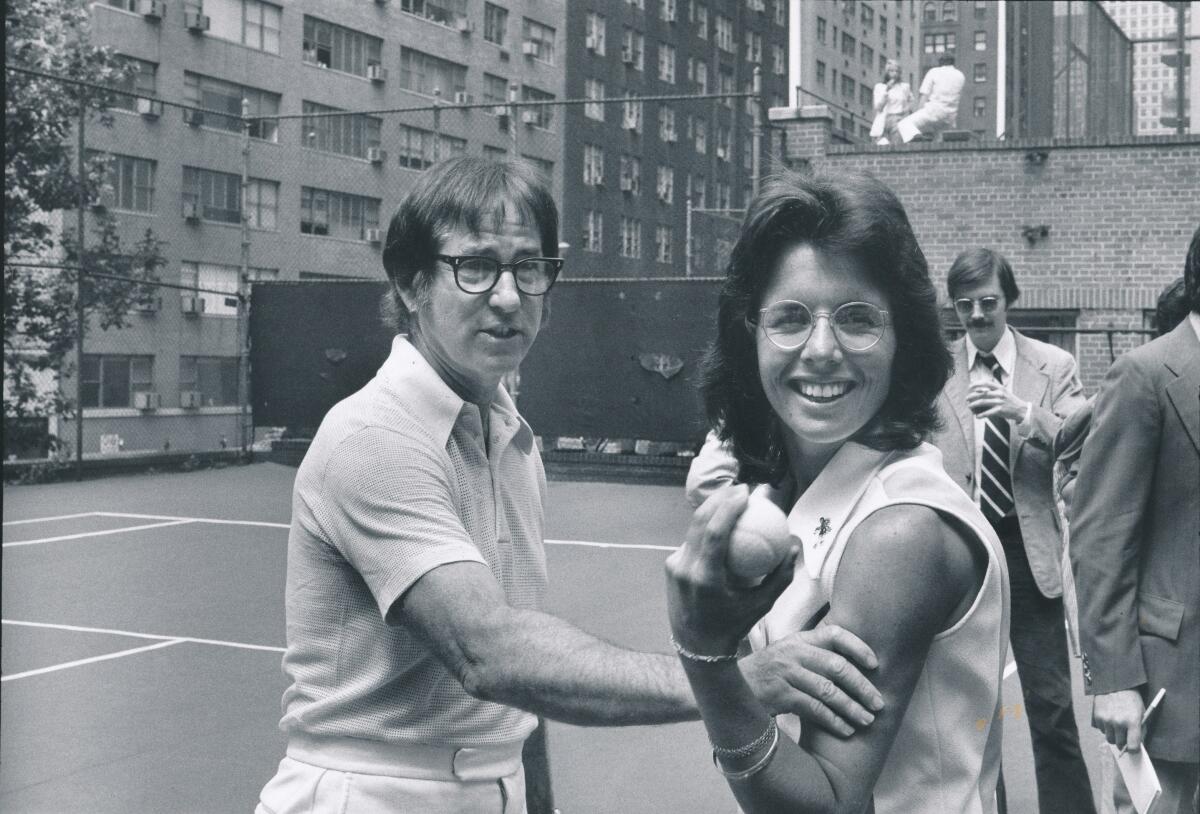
<box><xmin>977</xmin><ymin>353</ymin><xmax>1015</xmax><ymax>525</ymax></box>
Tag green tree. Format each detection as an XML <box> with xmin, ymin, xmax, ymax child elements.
<box><xmin>5</xmin><ymin>0</ymin><xmax>167</xmax><ymax>458</ymax></box>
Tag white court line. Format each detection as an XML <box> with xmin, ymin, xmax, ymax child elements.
<box><xmin>545</xmin><ymin>538</ymin><xmax>677</xmax><ymax>552</ymax></box>
<box><xmin>2</xmin><ymin>619</ymin><xmax>286</xmax><ymax>654</ymax></box>
<box><xmin>2</xmin><ymin>512</ymin><xmax>100</xmax><ymax>527</ymax></box>
<box><xmin>2</xmin><ymin>519</ymin><xmax>194</xmax><ymax>548</ymax></box>
<box><xmin>1</xmin><ymin>638</ymin><xmax>185</xmax><ymax>682</ymax></box>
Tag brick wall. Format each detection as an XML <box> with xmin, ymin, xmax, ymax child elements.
<box><xmin>766</xmin><ymin>105</ymin><xmax>1200</xmax><ymax>393</ymax></box>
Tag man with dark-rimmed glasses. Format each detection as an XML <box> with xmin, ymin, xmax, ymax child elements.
<box><xmin>932</xmin><ymin>247</ymin><xmax>1093</xmax><ymax>814</ymax></box>
<box><xmin>257</xmin><ymin>156</ymin><xmax>888</xmax><ymax>814</ymax></box>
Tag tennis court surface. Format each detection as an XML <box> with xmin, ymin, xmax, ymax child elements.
<box><xmin>3</xmin><ymin>462</ymin><xmax>1109</xmax><ymax>812</ymax></box>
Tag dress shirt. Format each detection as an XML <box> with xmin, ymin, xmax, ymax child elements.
<box><xmin>964</xmin><ymin>327</ymin><xmax>1034</xmax><ymax>505</ymax></box>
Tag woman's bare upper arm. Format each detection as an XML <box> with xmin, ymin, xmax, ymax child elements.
<box><xmin>800</xmin><ymin>504</ymin><xmax>981</xmax><ymax>812</ymax></box>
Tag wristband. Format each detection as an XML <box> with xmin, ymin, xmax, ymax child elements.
<box><xmin>670</xmin><ymin>634</ymin><xmax>739</xmax><ymax>664</ymax></box>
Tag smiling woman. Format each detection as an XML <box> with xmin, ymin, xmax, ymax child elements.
<box><xmin>668</xmin><ymin>169</ymin><xmax>1013</xmax><ymax>814</ymax></box>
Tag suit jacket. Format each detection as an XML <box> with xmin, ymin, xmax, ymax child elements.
<box><xmin>931</xmin><ymin>330</ymin><xmax>1087</xmax><ymax>598</ymax></box>
<box><xmin>1069</xmin><ymin>319</ymin><xmax>1200</xmax><ymax>762</ymax></box>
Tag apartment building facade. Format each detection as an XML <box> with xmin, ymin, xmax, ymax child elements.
<box><xmin>559</xmin><ymin>0</ymin><xmax>791</xmax><ymax>280</ymax></box>
<box><xmin>917</xmin><ymin>0</ymin><xmax>1000</xmax><ymax>138</ymax></box>
<box><xmin>69</xmin><ymin>0</ymin><xmax>565</xmax><ymax>454</ymax></box>
<box><xmin>1102</xmin><ymin>0</ymin><xmax>1196</xmax><ymax>135</ymax></box>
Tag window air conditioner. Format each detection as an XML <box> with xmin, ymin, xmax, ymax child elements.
<box><xmin>367</xmin><ymin>63</ymin><xmax>387</xmax><ymax>82</ymax></box>
<box><xmin>135</xmin><ymin>296</ymin><xmax>162</xmax><ymax>313</ymax></box>
<box><xmin>136</xmin><ymin>97</ymin><xmax>163</xmax><ymax>118</ymax></box>
<box><xmin>182</xmin><ymin>201</ymin><xmax>200</xmax><ymax>221</ymax></box>
<box><xmin>366</xmin><ymin>146</ymin><xmax>386</xmax><ymax>164</ymax></box>
<box><xmin>185</xmin><ymin>12</ymin><xmax>210</xmax><ymax>31</ymax></box>
<box><xmin>180</xmin><ymin>390</ymin><xmax>203</xmax><ymax>409</ymax></box>
<box><xmin>134</xmin><ymin>392</ymin><xmax>162</xmax><ymax>410</ymax></box>
<box><xmin>140</xmin><ymin>0</ymin><xmax>164</xmax><ymax>20</ymax></box>
<box><xmin>622</xmin><ymin>48</ymin><xmax>636</xmax><ymax>65</ymax></box>
<box><xmin>522</xmin><ymin>110</ymin><xmax>540</xmax><ymax>126</ymax></box>
<box><xmin>181</xmin><ymin>295</ymin><xmax>206</xmax><ymax>314</ymax></box>
<box><xmin>183</xmin><ymin>107</ymin><xmax>204</xmax><ymax>126</ymax></box>
<box><xmin>364</xmin><ymin>228</ymin><xmax>382</xmax><ymax>243</ymax></box>
<box><xmin>586</xmin><ymin>35</ymin><xmax>598</xmax><ymax>51</ymax></box>
<box><xmin>456</xmin><ymin>17</ymin><xmax>474</xmax><ymax>34</ymax></box>
<box><xmin>620</xmin><ymin>176</ymin><xmax>634</xmax><ymax>192</ymax></box>
<box><xmin>453</xmin><ymin>91</ymin><xmax>472</xmax><ymax>105</ymax></box>
<box><xmin>521</xmin><ymin>41</ymin><xmax>539</xmax><ymax>57</ymax></box>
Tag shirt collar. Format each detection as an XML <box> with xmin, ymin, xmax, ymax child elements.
<box><xmin>377</xmin><ymin>336</ymin><xmax>531</xmax><ymax>450</ymax></box>
<box><xmin>965</xmin><ymin>326</ymin><xmax>1016</xmax><ymax>378</ymax></box>
<box><xmin>1189</xmin><ymin>312</ymin><xmax>1200</xmax><ymax>343</ymax></box>
<box><xmin>784</xmin><ymin>443</ymin><xmax>896</xmax><ymax>580</ymax></box>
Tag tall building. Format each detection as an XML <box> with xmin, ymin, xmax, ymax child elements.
<box><xmin>1101</xmin><ymin>0</ymin><xmax>1195</xmax><ymax>134</ymax></box>
<box><xmin>560</xmin><ymin>0</ymin><xmax>791</xmax><ymax>280</ymax></box>
<box><xmin>69</xmin><ymin>0</ymin><xmax>565</xmax><ymax>454</ymax></box>
<box><xmin>917</xmin><ymin>0</ymin><xmax>1001</xmax><ymax>138</ymax></box>
<box><xmin>790</xmin><ymin>0</ymin><xmax>925</xmax><ymax>141</ymax></box>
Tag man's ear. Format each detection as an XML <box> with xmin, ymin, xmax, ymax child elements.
<box><xmin>396</xmin><ymin>277</ymin><xmax>421</xmax><ymax>314</ymax></box>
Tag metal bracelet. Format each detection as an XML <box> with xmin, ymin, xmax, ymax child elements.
<box><xmin>713</xmin><ymin>722</ymin><xmax>781</xmax><ymax>781</ymax></box>
<box><xmin>711</xmin><ymin>718</ymin><xmax>778</xmax><ymax>759</ymax></box>
<box><xmin>670</xmin><ymin>634</ymin><xmax>739</xmax><ymax>664</ymax></box>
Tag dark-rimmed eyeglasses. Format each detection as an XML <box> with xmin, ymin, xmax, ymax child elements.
<box><xmin>747</xmin><ymin>300</ymin><xmax>891</xmax><ymax>352</ymax></box>
<box><xmin>435</xmin><ymin>254</ymin><xmax>562</xmax><ymax>296</ymax></box>
<box><xmin>953</xmin><ymin>296</ymin><xmax>1002</xmax><ymax>315</ymax></box>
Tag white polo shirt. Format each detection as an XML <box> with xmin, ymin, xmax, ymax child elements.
<box><xmin>278</xmin><ymin>336</ymin><xmax>547</xmax><ymax>747</ymax></box>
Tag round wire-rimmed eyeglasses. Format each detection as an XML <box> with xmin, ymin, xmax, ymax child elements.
<box><xmin>952</xmin><ymin>296</ymin><xmax>1002</xmax><ymax>316</ymax></box>
<box><xmin>435</xmin><ymin>254</ymin><xmax>563</xmax><ymax>296</ymax></box>
<box><xmin>747</xmin><ymin>300</ymin><xmax>892</xmax><ymax>352</ymax></box>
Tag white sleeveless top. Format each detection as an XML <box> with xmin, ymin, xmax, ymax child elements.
<box><xmin>748</xmin><ymin>442</ymin><xmax>1010</xmax><ymax>814</ymax></box>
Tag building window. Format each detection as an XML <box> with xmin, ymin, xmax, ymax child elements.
<box><xmin>583</xmin><ymin>210</ymin><xmax>603</xmax><ymax>252</ymax></box>
<box><xmin>695</xmin><ymin>2</ymin><xmax>708</xmax><ymax>39</ymax></box>
<box><xmin>660</xmin><ymin>0</ymin><xmax>676</xmax><ymax>22</ymax></box>
<box><xmin>620</xmin><ymin>154</ymin><xmax>641</xmax><ymax>195</ymax></box>
<box><xmin>974</xmin><ymin>31</ymin><xmax>987</xmax><ymax>51</ymax></box>
<box><xmin>302</xmin><ymin>16</ymin><xmax>383</xmax><ymax>77</ymax></box>
<box><xmin>816</xmin><ymin>60</ymin><xmax>826</xmax><ymax>85</ymax></box>
<box><xmin>816</xmin><ymin>16</ymin><xmax>826</xmax><ymax>44</ymax></box>
<box><xmin>183</xmin><ymin>72</ymin><xmax>280</xmax><ymax>141</ymax></box>
<box><xmin>842</xmin><ymin>74</ymin><xmax>856</xmax><ymax>98</ymax></box>
<box><xmin>690</xmin><ymin>173</ymin><xmax>706</xmax><ymax>207</ymax></box>
<box><xmin>620</xmin><ymin>217</ymin><xmax>641</xmax><ymax>258</ymax></box>
<box><xmin>923</xmin><ymin>1</ymin><xmax>936</xmax><ymax>22</ymax></box>
<box><xmin>973</xmin><ymin>96</ymin><xmax>986</xmax><ymax>117</ymax></box>
<box><xmin>895</xmin><ymin>25</ymin><xmax>903</xmax><ymax>50</ymax></box>
<box><xmin>584</xmin><ymin>78</ymin><xmax>605</xmax><ymax>121</ymax></box>
<box><xmin>861</xmin><ymin>43</ymin><xmax>874</xmax><ymax>69</ymax></box>
<box><xmin>745</xmin><ymin>31</ymin><xmax>762</xmax><ymax>64</ymax></box>
<box><xmin>520</xmin><ymin>155</ymin><xmax>552</xmax><ymax>180</ymax></box>
<box><xmin>694</xmin><ymin>117</ymin><xmax>707</xmax><ymax>153</ymax></box>
<box><xmin>583</xmin><ymin>143</ymin><xmax>605</xmax><ymax>185</ymax></box>
<box><xmin>656</xmin><ymin>43</ymin><xmax>676</xmax><ymax>84</ymax></box>
<box><xmin>182</xmin><ymin>166</ymin><xmax>242</xmax><ymax>224</ymax></box>
<box><xmin>860</xmin><ymin>82</ymin><xmax>873</xmax><ymax>108</ymax></box>
<box><xmin>974</xmin><ymin>0</ymin><xmax>988</xmax><ymax>19</ymax></box>
<box><xmin>112</xmin><ymin>56</ymin><xmax>157</xmax><ymax>111</ymax></box>
<box><xmin>399</xmin><ymin>48</ymin><xmax>468</xmax><ymax>97</ymax></box>
<box><xmin>880</xmin><ymin>16</ymin><xmax>887</xmax><ymax>38</ymax></box>
<box><xmin>773</xmin><ymin>45</ymin><xmax>786</xmax><ymax>76</ymax></box>
<box><xmin>81</xmin><ymin>355</ymin><xmax>153</xmax><ymax>409</ymax></box>
<box><xmin>716</xmin><ymin>124</ymin><xmax>731</xmax><ymax>160</ymax></box>
<box><xmin>656</xmin><ymin>166</ymin><xmax>674</xmax><ymax>203</ymax></box>
<box><xmin>179</xmin><ymin>356</ymin><xmax>238</xmax><ymax>407</ymax></box>
<box><xmin>585</xmin><ymin>12</ymin><xmax>606</xmax><ymax>55</ymax></box>
<box><xmin>208</xmin><ymin>0</ymin><xmax>281</xmax><ymax>54</ymax></box>
<box><xmin>521</xmin><ymin>85</ymin><xmax>555</xmax><ymax>130</ymax></box>
<box><xmin>942</xmin><ymin>1</ymin><xmax>957</xmax><ymax>22</ymax></box>
<box><xmin>100</xmin><ymin>154</ymin><xmax>155</xmax><ymax>213</ymax></box>
<box><xmin>483</xmin><ymin>145</ymin><xmax>507</xmax><ymax>160</ymax></box>
<box><xmin>715</xmin><ymin>14</ymin><xmax>734</xmax><ymax>52</ymax></box>
<box><xmin>397</xmin><ymin>124</ymin><xmax>438</xmax><ymax>169</ymax></box>
<box><xmin>302</xmin><ymin>101</ymin><xmax>382</xmax><ymax>159</ymax></box>
<box><xmin>299</xmin><ymin>187</ymin><xmax>380</xmax><ymax>240</ymax></box>
<box><xmin>719</xmin><ymin>66</ymin><xmax>735</xmax><ymax>108</ymax></box>
<box><xmin>694</xmin><ymin>59</ymin><xmax>709</xmax><ymax>93</ymax></box>
<box><xmin>401</xmin><ymin>0</ymin><xmax>468</xmax><ymax>28</ymax></box>
<box><xmin>484</xmin><ymin>3</ymin><xmax>507</xmax><ymax>46</ymax></box>
<box><xmin>842</xmin><ymin>32</ymin><xmax>856</xmax><ymax>58</ymax></box>
<box><xmin>861</xmin><ymin>3</ymin><xmax>874</xmax><ymax>25</ymax></box>
<box><xmin>774</xmin><ymin>0</ymin><xmax>785</xmax><ymax>26</ymax></box>
<box><xmin>483</xmin><ymin>73</ymin><xmax>509</xmax><ymax>109</ymax></box>
<box><xmin>716</xmin><ymin>180</ymin><xmax>731</xmax><ymax>209</ymax></box>
<box><xmin>924</xmin><ymin>32</ymin><xmax>955</xmax><ymax>54</ymax></box>
<box><xmin>974</xmin><ymin>63</ymin><xmax>987</xmax><ymax>83</ymax></box>
<box><xmin>655</xmin><ymin>224</ymin><xmax>673</xmax><ymax>263</ymax></box>
<box><xmin>622</xmin><ymin>28</ymin><xmax>645</xmax><ymax>70</ymax></box>
<box><xmin>622</xmin><ymin>97</ymin><xmax>643</xmax><ymax>133</ymax></box>
<box><xmin>658</xmin><ymin>106</ymin><xmax>677</xmax><ymax>142</ymax></box>
<box><xmin>243</xmin><ymin>179</ymin><xmax>278</xmax><ymax>231</ymax></box>
<box><xmin>522</xmin><ymin>17</ymin><xmax>556</xmax><ymax>63</ymax></box>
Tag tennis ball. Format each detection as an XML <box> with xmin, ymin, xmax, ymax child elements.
<box><xmin>726</xmin><ymin>489</ymin><xmax>793</xmax><ymax>583</ymax></box>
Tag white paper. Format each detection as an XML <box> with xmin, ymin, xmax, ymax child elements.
<box><xmin>1108</xmin><ymin>742</ymin><xmax>1162</xmax><ymax>814</ymax></box>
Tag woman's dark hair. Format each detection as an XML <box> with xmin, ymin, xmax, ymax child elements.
<box><xmin>1185</xmin><ymin>224</ymin><xmax>1200</xmax><ymax>315</ymax></box>
<box><xmin>946</xmin><ymin>247</ymin><xmax>1020</xmax><ymax>305</ymax></box>
<box><xmin>701</xmin><ymin>168</ymin><xmax>951</xmax><ymax>486</ymax></box>
<box><xmin>380</xmin><ymin>155</ymin><xmax>559</xmax><ymax>332</ymax></box>
<box><xmin>1155</xmin><ymin>276</ymin><xmax>1189</xmax><ymax>337</ymax></box>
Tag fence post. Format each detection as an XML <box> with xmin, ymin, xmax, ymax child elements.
<box><xmin>238</xmin><ymin>97</ymin><xmax>252</xmax><ymax>455</ymax></box>
<box><xmin>685</xmin><ymin>200</ymin><xmax>692</xmax><ymax>278</ymax></box>
<box><xmin>752</xmin><ymin>65</ymin><xmax>763</xmax><ymax>198</ymax></box>
<box><xmin>74</xmin><ymin>97</ymin><xmax>87</xmax><ymax>480</ymax></box>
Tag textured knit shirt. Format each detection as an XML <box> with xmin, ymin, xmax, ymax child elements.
<box><xmin>749</xmin><ymin>442</ymin><xmax>1011</xmax><ymax>814</ymax></box>
<box><xmin>278</xmin><ymin>336</ymin><xmax>547</xmax><ymax>747</ymax></box>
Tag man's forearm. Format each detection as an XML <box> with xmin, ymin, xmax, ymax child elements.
<box><xmin>464</xmin><ymin>607</ymin><xmax>699</xmax><ymax>726</ymax></box>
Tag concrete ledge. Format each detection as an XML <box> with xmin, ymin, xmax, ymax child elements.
<box><xmin>3</xmin><ymin>448</ymin><xmax>250</xmax><ymax>483</ymax></box>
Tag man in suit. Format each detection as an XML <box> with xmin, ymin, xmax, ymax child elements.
<box><xmin>1070</xmin><ymin>227</ymin><xmax>1200</xmax><ymax>814</ymax></box>
<box><xmin>933</xmin><ymin>248</ymin><xmax>1094</xmax><ymax>814</ymax></box>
